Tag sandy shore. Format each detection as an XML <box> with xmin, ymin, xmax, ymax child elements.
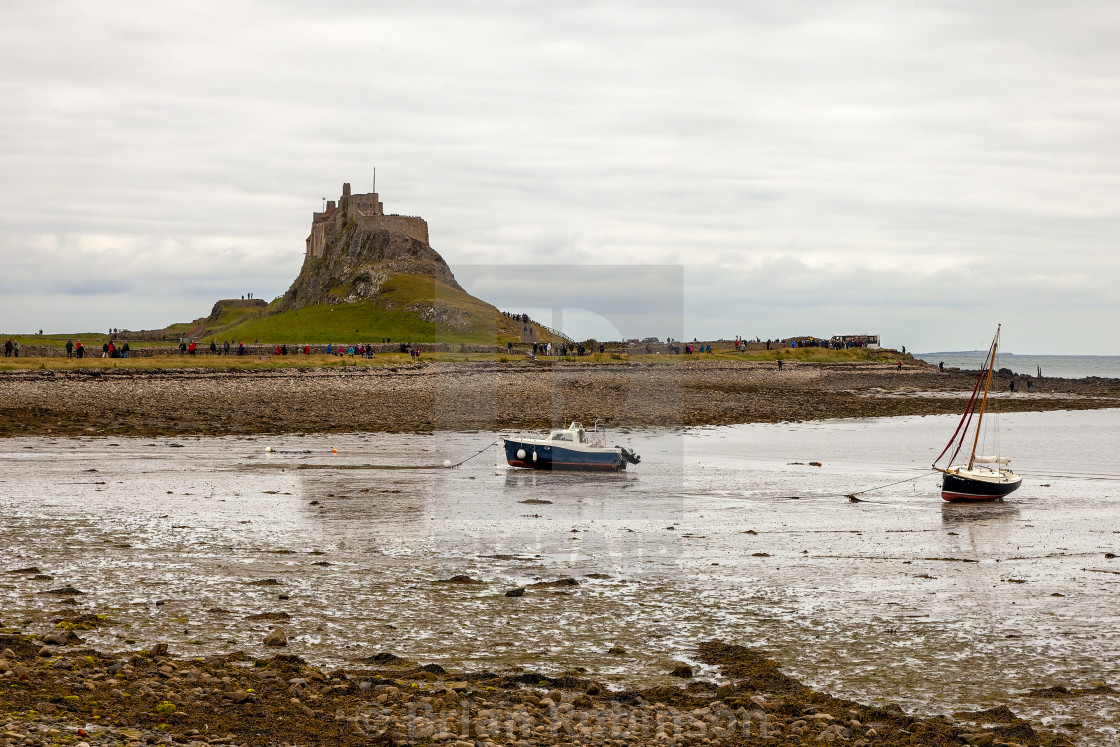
<box><xmin>0</xmin><ymin>632</ymin><xmax>1073</xmax><ymax>747</ymax></box>
<box><xmin>1</xmin><ymin>359</ymin><xmax>1118</xmax><ymax>438</ymax></box>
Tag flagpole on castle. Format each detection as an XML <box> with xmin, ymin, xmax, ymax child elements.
<box><xmin>372</xmin><ymin>166</ymin><xmax>376</xmax><ymax>195</ymax></box>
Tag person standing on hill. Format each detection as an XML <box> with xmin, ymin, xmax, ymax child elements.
<box><xmin>65</xmin><ymin>339</ymin><xmax>73</xmax><ymax>358</ymax></box>
<box><xmin>12</xmin><ymin>341</ymin><xmax>19</xmax><ymax>358</ymax></box>
<box><xmin>76</xmin><ymin>341</ymin><xmax>84</xmax><ymax>358</ymax></box>
<box><xmin>210</xmin><ymin>339</ymin><xmax>217</xmax><ymax>354</ymax></box>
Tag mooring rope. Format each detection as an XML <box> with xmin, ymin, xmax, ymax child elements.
<box><xmin>845</xmin><ymin>472</ymin><xmax>932</xmax><ymax>501</ymax></box>
<box><xmin>448</xmin><ymin>439</ymin><xmax>499</xmax><ymax>468</ymax></box>
<box><xmin>252</xmin><ymin>440</ymin><xmax>500</xmax><ymax>470</ymax></box>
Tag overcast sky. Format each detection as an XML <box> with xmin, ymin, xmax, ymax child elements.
<box><xmin>2</xmin><ymin>1</ymin><xmax>1118</xmax><ymax>353</ymax></box>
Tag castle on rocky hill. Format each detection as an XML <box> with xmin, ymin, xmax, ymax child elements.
<box><xmin>276</xmin><ymin>181</ymin><xmax>462</xmax><ymax>314</ymax></box>
<box><xmin>305</xmin><ymin>183</ymin><xmax>430</xmax><ymax>260</ymax></box>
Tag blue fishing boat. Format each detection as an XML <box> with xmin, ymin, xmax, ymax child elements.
<box><xmin>502</xmin><ymin>421</ymin><xmax>640</xmax><ymax>472</ymax></box>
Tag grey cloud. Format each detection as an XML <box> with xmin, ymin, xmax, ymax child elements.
<box><xmin>2</xmin><ymin>1</ymin><xmax>1119</xmax><ymax>351</ymax></box>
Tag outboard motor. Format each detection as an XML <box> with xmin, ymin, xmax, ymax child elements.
<box><xmin>619</xmin><ymin>447</ymin><xmax>641</xmax><ymax>465</ymax></box>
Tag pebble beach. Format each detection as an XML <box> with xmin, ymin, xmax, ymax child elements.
<box><xmin>1</xmin><ymin>359</ymin><xmax>1119</xmax><ymax>438</ymax></box>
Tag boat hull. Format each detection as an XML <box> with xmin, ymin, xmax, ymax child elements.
<box><xmin>502</xmin><ymin>439</ymin><xmax>626</xmax><ymax>472</ymax></box>
<box><xmin>941</xmin><ymin>468</ymin><xmax>1022</xmax><ymax>502</ymax></box>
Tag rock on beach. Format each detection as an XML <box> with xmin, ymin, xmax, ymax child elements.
<box><xmin>263</xmin><ymin>628</ymin><xmax>288</xmax><ymax>647</ymax></box>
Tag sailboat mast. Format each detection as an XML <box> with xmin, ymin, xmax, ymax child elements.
<box><xmin>967</xmin><ymin>325</ymin><xmax>1000</xmax><ymax>470</ymax></box>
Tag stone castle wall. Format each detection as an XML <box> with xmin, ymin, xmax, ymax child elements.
<box><xmin>356</xmin><ymin>214</ymin><xmax>429</xmax><ymax>245</ymax></box>
<box><xmin>306</xmin><ymin>213</ymin><xmax>428</xmax><ymax>259</ymax></box>
<box><xmin>308</xmin><ymin>222</ymin><xmax>328</xmax><ymax>258</ymax></box>
<box><xmin>305</xmin><ymin>185</ymin><xmax>429</xmax><ymax>260</ymax></box>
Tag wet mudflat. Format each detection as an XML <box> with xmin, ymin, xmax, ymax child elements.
<box><xmin>1</xmin><ymin>409</ymin><xmax>1118</xmax><ymax>744</ymax></box>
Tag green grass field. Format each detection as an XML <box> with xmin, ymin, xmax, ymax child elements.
<box><xmin>0</xmin><ymin>345</ymin><xmax>904</xmax><ymax>372</ymax></box>
<box><xmin>0</xmin><ymin>352</ymin><xmax>519</xmax><ymax>372</ymax></box>
<box><xmin>0</xmin><ymin>351</ymin><xmax>630</xmax><ymax>372</ymax></box>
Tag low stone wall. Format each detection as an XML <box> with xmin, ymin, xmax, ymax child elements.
<box><xmin>7</xmin><ymin>343</ymin><xmax>542</xmax><ymax>358</ymax></box>
<box><xmin>7</xmin><ymin>345</ymin><xmax>60</xmax><ymax>357</ymax></box>
<box><xmin>7</xmin><ymin>341</ymin><xmax>793</xmax><ymax>359</ymax></box>
<box><xmin>116</xmin><ymin>343</ymin><xmax>520</xmax><ymax>357</ymax></box>
<box><xmin>609</xmin><ymin>340</ymin><xmax>788</xmax><ymax>354</ymax></box>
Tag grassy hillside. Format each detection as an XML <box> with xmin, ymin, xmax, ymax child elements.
<box><xmin>199</xmin><ymin>303</ymin><xmax>269</xmax><ymax>332</ymax></box>
<box><xmin>159</xmin><ymin>304</ymin><xmax>266</xmax><ymax>339</ymax></box>
<box><xmin>218</xmin><ymin>273</ymin><xmax>525</xmax><ymax>344</ymax></box>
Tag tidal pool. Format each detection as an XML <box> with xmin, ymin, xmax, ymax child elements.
<box><xmin>1</xmin><ymin>409</ymin><xmax>1117</xmax><ymax>744</ymax></box>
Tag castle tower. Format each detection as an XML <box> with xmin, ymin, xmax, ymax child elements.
<box><xmin>340</xmin><ymin>183</ymin><xmax>351</xmax><ymax>215</ymax></box>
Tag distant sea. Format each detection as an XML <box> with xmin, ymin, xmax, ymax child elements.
<box><xmin>914</xmin><ymin>352</ymin><xmax>1120</xmax><ymax>379</ymax></box>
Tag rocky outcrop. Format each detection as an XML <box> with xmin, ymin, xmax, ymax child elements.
<box><xmin>206</xmin><ymin>299</ymin><xmax>267</xmax><ymax>321</ymax></box>
<box><xmin>275</xmin><ymin>222</ymin><xmax>463</xmax><ymax>314</ymax></box>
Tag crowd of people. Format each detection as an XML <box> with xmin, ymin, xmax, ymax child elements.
<box><xmin>500</xmin><ymin>311</ymin><xmax>531</xmax><ymax>324</ymax></box>
<box><xmin>7</xmin><ymin>330</ymin><xmax>888</xmax><ymax>362</ymax></box>
<box><xmin>529</xmin><ymin>341</ymin><xmax>600</xmax><ymax>357</ymax></box>
<box><xmin>100</xmin><ymin>340</ymin><xmax>129</xmax><ymax>357</ymax></box>
<box><xmin>828</xmin><ymin>335</ymin><xmax>879</xmax><ymax>349</ymax></box>
<box><xmin>501</xmin><ymin>311</ymin><xmax>537</xmax><ymax>339</ymax></box>
<box><xmin>170</xmin><ymin>340</ymin><xmax>410</xmax><ymax>358</ymax></box>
